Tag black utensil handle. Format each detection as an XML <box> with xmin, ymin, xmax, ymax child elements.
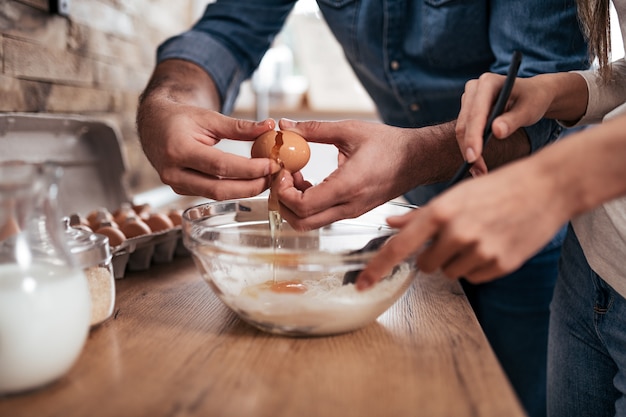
<box><xmin>447</xmin><ymin>51</ymin><xmax>523</xmax><ymax>188</ymax></box>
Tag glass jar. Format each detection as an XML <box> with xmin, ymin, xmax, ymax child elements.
<box><xmin>0</xmin><ymin>161</ymin><xmax>91</xmax><ymax>395</ymax></box>
<box><xmin>63</xmin><ymin>217</ymin><xmax>115</xmax><ymax>327</ymax></box>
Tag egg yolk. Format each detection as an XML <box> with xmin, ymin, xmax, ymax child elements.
<box><xmin>268</xmin><ymin>280</ymin><xmax>308</xmax><ymax>294</ymax></box>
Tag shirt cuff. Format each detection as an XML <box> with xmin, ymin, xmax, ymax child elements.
<box><xmin>556</xmin><ymin>70</ymin><xmax>596</xmax><ymax>127</ymax></box>
<box><xmin>524</xmin><ymin>118</ymin><xmax>563</xmax><ymax>153</ymax></box>
<box><xmin>157</xmin><ymin>31</ymin><xmax>246</xmax><ymax>114</ymax></box>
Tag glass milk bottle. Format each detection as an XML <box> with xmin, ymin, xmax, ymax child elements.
<box><xmin>0</xmin><ymin>161</ymin><xmax>91</xmax><ymax>395</ymax></box>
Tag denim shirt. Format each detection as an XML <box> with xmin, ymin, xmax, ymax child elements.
<box><xmin>157</xmin><ymin>0</ymin><xmax>588</xmax><ymax>204</ymax></box>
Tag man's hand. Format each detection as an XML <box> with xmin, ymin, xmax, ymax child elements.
<box><xmin>137</xmin><ymin>59</ymin><xmax>280</xmax><ymax>200</ymax></box>
<box><xmin>275</xmin><ymin>118</ymin><xmax>442</xmax><ymax>230</ymax></box>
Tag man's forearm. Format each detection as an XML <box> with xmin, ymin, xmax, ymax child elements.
<box><xmin>136</xmin><ymin>59</ymin><xmax>222</xmax><ymax>143</ymax></box>
<box><xmin>138</xmin><ymin>59</ymin><xmax>222</xmax><ymax>110</ymax></box>
<box><xmin>413</xmin><ymin>120</ymin><xmax>531</xmax><ymax>185</ymax></box>
<box><xmin>483</xmin><ymin>126</ymin><xmax>531</xmax><ymax>170</ymax></box>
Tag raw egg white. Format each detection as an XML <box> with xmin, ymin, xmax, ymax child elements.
<box><xmin>251</xmin><ymin>130</ymin><xmax>310</xmax><ymax>173</ymax></box>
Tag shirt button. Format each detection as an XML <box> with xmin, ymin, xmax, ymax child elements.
<box><xmin>410</xmin><ymin>103</ymin><xmax>420</xmax><ymax>111</ymax></box>
<box><xmin>390</xmin><ymin>60</ymin><xmax>400</xmax><ymax>71</ymax></box>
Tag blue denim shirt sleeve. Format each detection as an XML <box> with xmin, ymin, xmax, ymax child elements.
<box><xmin>486</xmin><ymin>0</ymin><xmax>589</xmax><ymax>152</ymax></box>
<box><xmin>156</xmin><ymin>0</ymin><xmax>587</xmax><ymax>156</ymax></box>
<box><xmin>156</xmin><ymin>1</ymin><xmax>297</xmax><ymax>114</ymax></box>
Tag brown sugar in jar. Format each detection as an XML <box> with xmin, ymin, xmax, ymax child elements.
<box><xmin>63</xmin><ymin>217</ymin><xmax>115</xmax><ymax>327</ymax></box>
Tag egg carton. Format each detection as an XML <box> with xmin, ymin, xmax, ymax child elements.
<box><xmin>0</xmin><ymin>113</ymin><xmax>192</xmax><ymax>279</ymax></box>
<box><xmin>109</xmin><ymin>226</ymin><xmax>189</xmax><ymax>279</ymax></box>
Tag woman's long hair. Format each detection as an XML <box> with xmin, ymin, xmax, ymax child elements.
<box><xmin>577</xmin><ymin>0</ymin><xmax>612</xmax><ymax>80</ymax></box>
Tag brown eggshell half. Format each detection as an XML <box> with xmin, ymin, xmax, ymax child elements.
<box><xmin>251</xmin><ymin>130</ymin><xmax>310</xmax><ymax>173</ymax></box>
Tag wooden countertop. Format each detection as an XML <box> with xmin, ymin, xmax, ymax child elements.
<box><xmin>0</xmin><ymin>257</ymin><xmax>526</xmax><ymax>417</ymax></box>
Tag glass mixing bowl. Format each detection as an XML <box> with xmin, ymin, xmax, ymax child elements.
<box><xmin>182</xmin><ymin>197</ymin><xmax>418</xmax><ymax>336</ymax></box>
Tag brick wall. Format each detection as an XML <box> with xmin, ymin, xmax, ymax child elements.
<box><xmin>1</xmin><ymin>0</ymin><xmax>199</xmax><ymax>193</ymax></box>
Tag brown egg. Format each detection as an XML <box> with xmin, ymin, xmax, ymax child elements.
<box><xmin>0</xmin><ymin>216</ymin><xmax>20</xmax><ymax>242</ymax></box>
<box><xmin>95</xmin><ymin>223</ymin><xmax>127</xmax><ymax>247</ymax></box>
<box><xmin>69</xmin><ymin>213</ymin><xmax>91</xmax><ymax>229</ymax></box>
<box><xmin>87</xmin><ymin>208</ymin><xmax>114</xmax><ymax>231</ymax></box>
<box><xmin>120</xmin><ymin>216</ymin><xmax>151</xmax><ymax>239</ymax></box>
<box><xmin>167</xmin><ymin>209</ymin><xmax>183</xmax><ymax>227</ymax></box>
<box><xmin>145</xmin><ymin>212</ymin><xmax>175</xmax><ymax>233</ymax></box>
<box><xmin>251</xmin><ymin>130</ymin><xmax>310</xmax><ymax>173</ymax></box>
<box><xmin>132</xmin><ymin>203</ymin><xmax>152</xmax><ymax>221</ymax></box>
<box><xmin>113</xmin><ymin>202</ymin><xmax>135</xmax><ymax>225</ymax></box>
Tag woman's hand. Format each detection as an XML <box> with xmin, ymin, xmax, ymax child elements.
<box><xmin>455</xmin><ymin>73</ymin><xmax>558</xmax><ymax>175</ymax></box>
<box><xmin>355</xmin><ymin>154</ymin><xmax>569</xmax><ymax>289</ymax></box>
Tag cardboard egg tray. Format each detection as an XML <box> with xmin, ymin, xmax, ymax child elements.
<box><xmin>0</xmin><ymin>113</ymin><xmax>193</xmax><ymax>279</ymax></box>
<box><xmin>108</xmin><ymin>225</ymin><xmax>188</xmax><ymax>279</ymax></box>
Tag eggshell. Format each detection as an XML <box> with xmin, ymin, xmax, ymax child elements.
<box><xmin>95</xmin><ymin>224</ymin><xmax>127</xmax><ymax>247</ymax></box>
<box><xmin>113</xmin><ymin>202</ymin><xmax>135</xmax><ymax>225</ymax></box>
<box><xmin>145</xmin><ymin>212</ymin><xmax>175</xmax><ymax>233</ymax></box>
<box><xmin>120</xmin><ymin>216</ymin><xmax>151</xmax><ymax>238</ymax></box>
<box><xmin>132</xmin><ymin>203</ymin><xmax>152</xmax><ymax>221</ymax></box>
<box><xmin>69</xmin><ymin>213</ymin><xmax>91</xmax><ymax>229</ymax></box>
<box><xmin>251</xmin><ymin>130</ymin><xmax>310</xmax><ymax>173</ymax></box>
<box><xmin>167</xmin><ymin>209</ymin><xmax>183</xmax><ymax>226</ymax></box>
<box><xmin>0</xmin><ymin>216</ymin><xmax>19</xmax><ymax>241</ymax></box>
<box><xmin>87</xmin><ymin>208</ymin><xmax>114</xmax><ymax>231</ymax></box>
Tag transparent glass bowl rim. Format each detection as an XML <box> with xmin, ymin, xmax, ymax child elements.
<box><xmin>181</xmin><ymin>197</ymin><xmax>418</xmax><ymax>266</ymax></box>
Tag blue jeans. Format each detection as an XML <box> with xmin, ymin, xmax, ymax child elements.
<box><xmin>461</xmin><ymin>227</ymin><xmax>565</xmax><ymax>417</ymax></box>
<box><xmin>548</xmin><ymin>225</ymin><xmax>626</xmax><ymax>417</ymax></box>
